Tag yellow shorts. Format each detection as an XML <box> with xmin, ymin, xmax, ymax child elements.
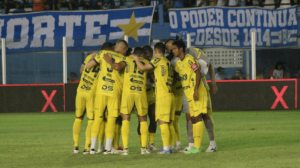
<box><xmin>121</xmin><ymin>94</ymin><xmax>148</xmax><ymax>116</ymax></box>
<box><xmin>188</xmin><ymin>94</ymin><xmax>208</xmax><ymax>117</ymax></box>
<box><xmin>174</xmin><ymin>95</ymin><xmax>183</xmax><ymax>112</ymax></box>
<box><xmin>146</xmin><ymin>86</ymin><xmax>155</xmax><ymax>105</ymax></box>
<box><xmin>155</xmin><ymin>95</ymin><xmax>175</xmax><ymax>122</ymax></box>
<box><xmin>75</xmin><ymin>91</ymin><xmax>94</xmax><ymax>119</ymax></box>
<box><xmin>94</xmin><ymin>94</ymin><xmax>120</xmax><ymax>118</ymax></box>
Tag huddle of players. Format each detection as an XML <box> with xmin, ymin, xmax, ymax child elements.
<box><xmin>72</xmin><ymin>38</ymin><xmax>218</xmax><ymax>155</ymax></box>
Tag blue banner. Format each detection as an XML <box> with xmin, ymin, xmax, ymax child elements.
<box><xmin>0</xmin><ymin>7</ymin><xmax>154</xmax><ymax>53</ymax></box>
<box><xmin>169</xmin><ymin>6</ymin><xmax>298</xmax><ymax>48</ymax></box>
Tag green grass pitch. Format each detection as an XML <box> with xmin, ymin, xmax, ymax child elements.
<box><xmin>0</xmin><ymin>111</ymin><xmax>300</xmax><ymax>168</ymax></box>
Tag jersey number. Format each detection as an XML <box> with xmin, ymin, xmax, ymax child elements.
<box><xmin>85</xmin><ymin>66</ymin><xmax>100</xmax><ymax>77</ymax></box>
<box><xmin>133</xmin><ymin>60</ymin><xmax>144</xmax><ymax>75</ymax></box>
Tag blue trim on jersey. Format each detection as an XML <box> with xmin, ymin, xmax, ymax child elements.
<box><xmin>149</xmin><ymin>63</ymin><xmax>155</xmax><ymax>68</ymax></box>
<box><xmin>93</xmin><ymin>58</ymin><xmax>98</xmax><ymax>64</ymax></box>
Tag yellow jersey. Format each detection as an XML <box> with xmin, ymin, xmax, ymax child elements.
<box><xmin>172</xmin><ymin>71</ymin><xmax>183</xmax><ymax>96</ymax></box>
<box><xmin>173</xmin><ymin>54</ymin><xmax>206</xmax><ymax>101</ymax></box>
<box><xmin>94</xmin><ymin>50</ymin><xmax>126</xmax><ymax>96</ymax></box>
<box><xmin>77</xmin><ymin>54</ymin><xmax>100</xmax><ymax>93</ymax></box>
<box><xmin>150</xmin><ymin>57</ymin><xmax>173</xmax><ymax>98</ymax></box>
<box><xmin>123</xmin><ymin>56</ymin><xmax>149</xmax><ymax>95</ymax></box>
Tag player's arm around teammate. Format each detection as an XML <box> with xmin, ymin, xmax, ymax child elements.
<box><xmin>72</xmin><ymin>52</ymin><xmax>100</xmax><ymax>154</ymax></box>
<box><xmin>165</xmin><ymin>39</ymin><xmax>183</xmax><ymax>150</ymax></box>
<box><xmin>132</xmin><ymin>43</ymin><xmax>175</xmax><ymax>154</ymax></box>
<box><xmin>171</xmin><ymin>40</ymin><xmax>206</xmax><ymax>154</ymax></box>
<box><xmin>87</xmin><ymin>40</ymin><xmax>128</xmax><ymax>155</ymax></box>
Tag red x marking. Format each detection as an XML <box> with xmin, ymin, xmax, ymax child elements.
<box><xmin>41</xmin><ymin>90</ymin><xmax>57</xmax><ymax>112</ymax></box>
<box><xmin>271</xmin><ymin>86</ymin><xmax>288</xmax><ymax>109</ymax></box>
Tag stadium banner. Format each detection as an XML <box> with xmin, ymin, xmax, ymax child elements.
<box><xmin>0</xmin><ymin>84</ymin><xmax>64</xmax><ymax>113</ymax></box>
<box><xmin>168</xmin><ymin>6</ymin><xmax>298</xmax><ymax>48</ymax></box>
<box><xmin>0</xmin><ymin>7</ymin><xmax>154</xmax><ymax>53</ymax></box>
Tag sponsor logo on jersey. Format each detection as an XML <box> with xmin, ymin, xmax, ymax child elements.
<box><xmin>153</xmin><ymin>58</ymin><xmax>161</xmax><ymax>64</ymax></box>
<box><xmin>102</xmin><ymin>76</ymin><xmax>115</xmax><ymax>83</ymax></box>
<box><xmin>130</xmin><ymin>78</ymin><xmax>143</xmax><ymax>84</ymax></box>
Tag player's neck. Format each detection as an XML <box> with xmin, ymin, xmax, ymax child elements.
<box><xmin>179</xmin><ymin>52</ymin><xmax>185</xmax><ymax>60</ymax></box>
<box><xmin>155</xmin><ymin>54</ymin><xmax>163</xmax><ymax>58</ymax></box>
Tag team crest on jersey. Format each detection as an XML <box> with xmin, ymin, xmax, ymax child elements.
<box><xmin>188</xmin><ymin>60</ymin><xmax>193</xmax><ymax>65</ymax></box>
<box><xmin>153</xmin><ymin>58</ymin><xmax>161</xmax><ymax>64</ymax></box>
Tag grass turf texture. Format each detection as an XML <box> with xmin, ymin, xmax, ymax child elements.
<box><xmin>0</xmin><ymin>111</ymin><xmax>300</xmax><ymax>168</ymax></box>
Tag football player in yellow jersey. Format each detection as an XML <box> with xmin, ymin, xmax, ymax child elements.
<box><xmin>140</xmin><ymin>45</ymin><xmax>159</xmax><ymax>150</ymax></box>
<box><xmin>72</xmin><ymin>42</ymin><xmax>114</xmax><ymax>154</ymax></box>
<box><xmin>105</xmin><ymin>47</ymin><xmax>149</xmax><ymax>155</ymax></box>
<box><xmin>185</xmin><ymin>47</ymin><xmax>218</xmax><ymax>152</ymax></box>
<box><xmin>86</xmin><ymin>40</ymin><xmax>128</xmax><ymax>155</ymax></box>
<box><xmin>171</xmin><ymin>40</ymin><xmax>207</xmax><ymax>154</ymax></box>
<box><xmin>165</xmin><ymin>39</ymin><xmax>183</xmax><ymax>150</ymax></box>
<box><xmin>131</xmin><ymin>42</ymin><xmax>175</xmax><ymax>154</ymax></box>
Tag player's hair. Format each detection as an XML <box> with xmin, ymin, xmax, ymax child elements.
<box><xmin>154</xmin><ymin>42</ymin><xmax>165</xmax><ymax>55</ymax></box>
<box><xmin>133</xmin><ymin>47</ymin><xmax>146</xmax><ymax>57</ymax></box>
<box><xmin>164</xmin><ymin>38</ymin><xmax>175</xmax><ymax>46</ymax></box>
<box><xmin>143</xmin><ymin>45</ymin><xmax>153</xmax><ymax>54</ymax></box>
<box><xmin>101</xmin><ymin>42</ymin><xmax>114</xmax><ymax>50</ymax></box>
<box><xmin>164</xmin><ymin>34</ymin><xmax>181</xmax><ymax>46</ymax></box>
<box><xmin>116</xmin><ymin>39</ymin><xmax>129</xmax><ymax>50</ymax></box>
<box><xmin>125</xmin><ymin>47</ymin><xmax>133</xmax><ymax>56</ymax></box>
<box><xmin>172</xmin><ymin>40</ymin><xmax>186</xmax><ymax>52</ymax></box>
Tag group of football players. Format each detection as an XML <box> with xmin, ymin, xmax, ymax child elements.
<box><xmin>72</xmin><ymin>37</ymin><xmax>218</xmax><ymax>155</ymax></box>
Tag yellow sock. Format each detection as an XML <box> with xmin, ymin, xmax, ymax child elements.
<box><xmin>193</xmin><ymin>121</ymin><xmax>204</xmax><ymax>149</ymax></box>
<box><xmin>104</xmin><ymin>121</ymin><xmax>108</xmax><ymax>138</ymax></box>
<box><xmin>98</xmin><ymin>121</ymin><xmax>105</xmax><ymax>143</ymax></box>
<box><xmin>113</xmin><ymin>124</ymin><xmax>121</xmax><ymax>149</ymax></box>
<box><xmin>140</xmin><ymin>122</ymin><xmax>148</xmax><ymax>148</ymax></box>
<box><xmin>105</xmin><ymin>117</ymin><xmax>116</xmax><ymax>139</ymax></box>
<box><xmin>84</xmin><ymin>120</ymin><xmax>94</xmax><ymax>151</ymax></box>
<box><xmin>174</xmin><ymin>115</ymin><xmax>180</xmax><ymax>142</ymax></box>
<box><xmin>73</xmin><ymin>118</ymin><xmax>83</xmax><ymax>147</ymax></box>
<box><xmin>159</xmin><ymin>124</ymin><xmax>170</xmax><ymax>147</ymax></box>
<box><xmin>122</xmin><ymin>120</ymin><xmax>130</xmax><ymax>149</ymax></box>
<box><xmin>149</xmin><ymin>133</ymin><xmax>156</xmax><ymax>145</ymax></box>
<box><xmin>138</xmin><ymin>135</ymin><xmax>142</xmax><ymax>146</ymax></box>
<box><xmin>91</xmin><ymin>117</ymin><xmax>102</xmax><ymax>138</ymax></box>
<box><xmin>169</xmin><ymin>122</ymin><xmax>175</xmax><ymax>147</ymax></box>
